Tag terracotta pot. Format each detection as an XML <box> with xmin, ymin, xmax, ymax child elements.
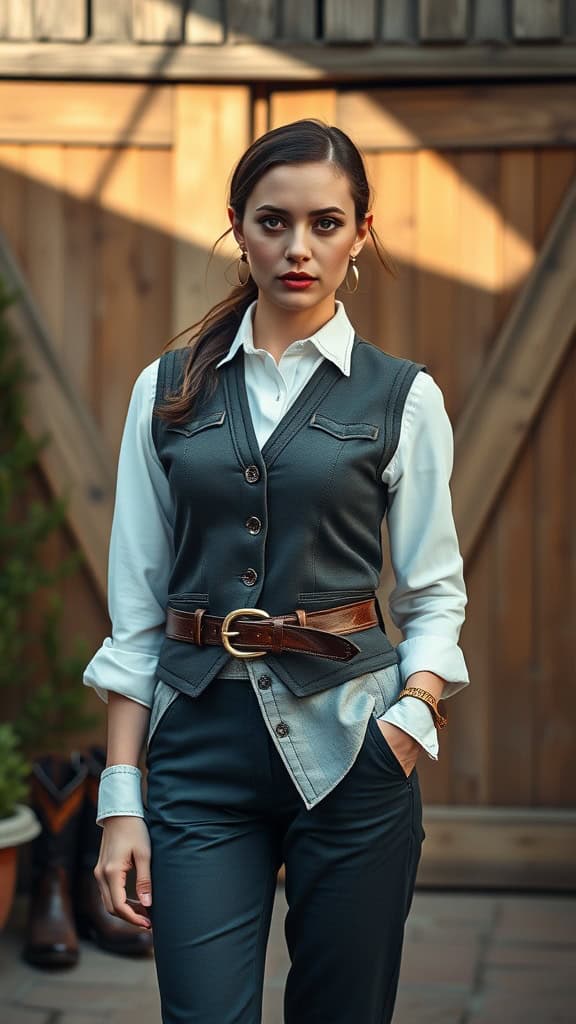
<box><xmin>0</xmin><ymin>804</ymin><xmax>41</xmax><ymax>930</ymax></box>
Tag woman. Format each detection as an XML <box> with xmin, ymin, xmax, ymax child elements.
<box><xmin>84</xmin><ymin>119</ymin><xmax>469</xmax><ymax>1023</ymax></box>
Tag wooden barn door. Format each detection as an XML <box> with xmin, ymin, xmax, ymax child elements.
<box><xmin>267</xmin><ymin>85</ymin><xmax>576</xmax><ymax>888</ymax></box>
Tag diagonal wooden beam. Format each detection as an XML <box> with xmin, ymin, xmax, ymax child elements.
<box><xmin>378</xmin><ymin>173</ymin><xmax>576</xmax><ymax>616</ymax></box>
<box><xmin>0</xmin><ymin>233</ymin><xmax>114</xmax><ymax>597</ymax></box>
<box><xmin>452</xmin><ymin>174</ymin><xmax>576</xmax><ymax>563</ymax></box>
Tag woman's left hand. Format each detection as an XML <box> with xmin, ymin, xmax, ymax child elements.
<box><xmin>374</xmin><ymin>720</ymin><xmax>422</xmax><ymax>777</ymax></box>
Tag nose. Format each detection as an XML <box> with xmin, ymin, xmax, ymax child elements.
<box><xmin>284</xmin><ymin>228</ymin><xmax>311</xmax><ymax>264</ymax></box>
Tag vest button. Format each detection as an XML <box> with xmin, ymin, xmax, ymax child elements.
<box><xmin>244</xmin><ymin>465</ymin><xmax>260</xmax><ymax>483</ymax></box>
<box><xmin>257</xmin><ymin>674</ymin><xmax>272</xmax><ymax>689</ymax></box>
<box><xmin>275</xmin><ymin>721</ymin><xmax>290</xmax><ymax>737</ymax></box>
<box><xmin>241</xmin><ymin>568</ymin><xmax>258</xmax><ymax>586</ymax></box>
<box><xmin>245</xmin><ymin>516</ymin><xmax>262</xmax><ymax>535</ymax></box>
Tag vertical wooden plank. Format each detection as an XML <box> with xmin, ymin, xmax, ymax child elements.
<box><xmin>453</xmin><ymin>152</ymin><xmax>500</xmax><ymax>418</ymax></box>
<box><xmin>324</xmin><ymin>0</ymin><xmax>377</xmax><ymax>42</ymax></box>
<box><xmin>513</xmin><ymin>0</ymin><xmax>562</xmax><ymax>40</ymax></box>
<box><xmin>279</xmin><ymin>0</ymin><xmax>317</xmax><ymax>40</ymax></box>
<box><xmin>61</xmin><ymin>147</ymin><xmax>104</xmax><ymax>409</ymax></box>
<box><xmin>414</xmin><ymin>149</ymin><xmax>460</xmax><ymax>414</ymax></box>
<box><xmin>22</xmin><ymin>146</ymin><xmax>66</xmax><ymax>353</ymax></box>
<box><xmin>566</xmin><ymin>0</ymin><xmax>576</xmax><ymax>39</ymax></box>
<box><xmin>133</xmin><ymin>0</ymin><xmax>183</xmax><ymax>42</ymax></box>
<box><xmin>227</xmin><ymin>0</ymin><xmax>276</xmax><ymax>42</ymax></box>
<box><xmin>472</xmin><ymin>0</ymin><xmax>509</xmax><ymax>42</ymax></box>
<box><xmin>172</xmin><ymin>86</ymin><xmax>251</xmax><ymax>333</ymax></box>
<box><xmin>489</xmin><ymin>149</ymin><xmax>536</xmax><ymax>806</ymax></box>
<box><xmin>451</xmin><ymin>537</ymin><xmax>496</xmax><ymax>806</ymax></box>
<box><xmin>94</xmin><ymin>147</ymin><xmax>142</xmax><ymax>459</ymax></box>
<box><xmin>136</xmin><ymin>147</ymin><xmax>173</xmax><ymax>365</ymax></box>
<box><xmin>419</xmin><ymin>0</ymin><xmax>467</xmax><ymax>42</ymax></box>
<box><xmin>269</xmin><ymin>89</ymin><xmax>337</xmax><ymax>129</ymax></box>
<box><xmin>379</xmin><ymin>0</ymin><xmax>414</xmax><ymax>42</ymax></box>
<box><xmin>533</xmin><ymin>148</ymin><xmax>576</xmax><ymax>806</ymax></box>
<box><xmin>252</xmin><ymin>84</ymin><xmax>270</xmax><ymax>139</ymax></box>
<box><xmin>34</xmin><ymin>0</ymin><xmax>87</xmax><ymax>41</ymax></box>
<box><xmin>92</xmin><ymin>0</ymin><xmax>132</xmax><ymax>40</ymax></box>
<box><xmin>185</xmin><ymin>0</ymin><xmax>226</xmax><ymax>42</ymax></box>
<box><xmin>0</xmin><ymin>145</ymin><xmax>26</xmax><ymax>265</ymax></box>
<box><xmin>0</xmin><ymin>0</ymin><xmax>33</xmax><ymax>38</ymax></box>
<box><xmin>497</xmin><ymin>151</ymin><xmax>536</xmax><ymax>326</ymax></box>
<box><xmin>360</xmin><ymin>151</ymin><xmax>416</xmax><ymax>360</ymax></box>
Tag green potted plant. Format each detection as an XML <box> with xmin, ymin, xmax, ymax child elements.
<box><xmin>0</xmin><ymin>724</ymin><xmax>41</xmax><ymax>929</ymax></box>
<box><xmin>0</xmin><ymin>276</ymin><xmax>98</xmax><ymax>931</ymax></box>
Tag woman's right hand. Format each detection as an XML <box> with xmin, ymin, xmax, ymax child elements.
<box><xmin>94</xmin><ymin>816</ymin><xmax>153</xmax><ymax>929</ymax></box>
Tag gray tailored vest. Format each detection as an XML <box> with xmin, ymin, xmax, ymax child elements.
<box><xmin>151</xmin><ymin>336</ymin><xmax>426</xmax><ymax>699</ymax></box>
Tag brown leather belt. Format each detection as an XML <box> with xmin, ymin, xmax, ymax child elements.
<box><xmin>165</xmin><ymin>598</ymin><xmax>379</xmax><ymax>662</ymax></box>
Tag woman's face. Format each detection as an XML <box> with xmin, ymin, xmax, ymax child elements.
<box><xmin>228</xmin><ymin>161</ymin><xmax>372</xmax><ymax>311</ymax></box>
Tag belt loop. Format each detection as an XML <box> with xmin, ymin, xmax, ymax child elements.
<box><xmin>193</xmin><ymin>608</ymin><xmax>206</xmax><ymax>646</ymax></box>
<box><xmin>295</xmin><ymin>608</ymin><xmax>307</xmax><ymax>627</ymax></box>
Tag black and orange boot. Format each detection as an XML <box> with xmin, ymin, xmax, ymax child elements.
<box><xmin>22</xmin><ymin>753</ymin><xmax>87</xmax><ymax>968</ymax></box>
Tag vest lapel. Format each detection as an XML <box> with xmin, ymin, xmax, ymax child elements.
<box><xmin>225</xmin><ymin>344</ymin><xmax>351</xmax><ymax>470</ymax></box>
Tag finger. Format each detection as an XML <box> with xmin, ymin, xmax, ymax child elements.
<box><xmin>134</xmin><ymin>850</ymin><xmax>153</xmax><ymax>911</ymax></box>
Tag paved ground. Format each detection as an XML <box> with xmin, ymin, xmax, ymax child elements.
<box><xmin>1</xmin><ymin>885</ymin><xmax>576</xmax><ymax>1023</ymax></box>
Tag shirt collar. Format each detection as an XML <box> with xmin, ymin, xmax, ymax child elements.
<box><xmin>215</xmin><ymin>299</ymin><xmax>354</xmax><ymax>377</ymax></box>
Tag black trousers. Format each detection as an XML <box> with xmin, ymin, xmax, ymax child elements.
<box><xmin>144</xmin><ymin>675</ymin><xmax>424</xmax><ymax>1024</ymax></box>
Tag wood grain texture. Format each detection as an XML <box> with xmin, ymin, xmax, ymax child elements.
<box><xmin>33</xmin><ymin>0</ymin><xmax>87</xmax><ymax>41</ymax></box>
<box><xmin>92</xmin><ymin>0</ymin><xmax>132</xmax><ymax>41</ymax></box>
<box><xmin>279</xmin><ymin>0</ymin><xmax>317</xmax><ymax>40</ymax></box>
<box><xmin>451</xmin><ymin>173</ymin><xmax>576</xmax><ymax>565</ymax></box>
<box><xmin>132</xmin><ymin>0</ymin><xmax>183</xmax><ymax>42</ymax></box>
<box><xmin>324</xmin><ymin>0</ymin><xmax>377</xmax><ymax>42</ymax></box>
<box><xmin>0</xmin><ymin>82</ymin><xmax>173</xmax><ymax>146</ymax></box>
<box><xmin>337</xmin><ymin>84</ymin><xmax>576</xmax><ymax>150</ymax></box>
<box><xmin>514</xmin><ymin>0</ymin><xmax>562</xmax><ymax>40</ymax></box>
<box><xmin>227</xmin><ymin>0</ymin><xmax>276</xmax><ymax>42</ymax></box>
<box><xmin>185</xmin><ymin>0</ymin><xmax>225</xmax><ymax>43</ymax></box>
<box><xmin>419</xmin><ymin>0</ymin><xmax>467</xmax><ymax>41</ymax></box>
<box><xmin>0</xmin><ymin>0</ymin><xmax>33</xmax><ymax>39</ymax></box>
<box><xmin>0</xmin><ymin>237</ymin><xmax>114</xmax><ymax>595</ymax></box>
<box><xmin>379</xmin><ymin>0</ymin><xmax>414</xmax><ymax>42</ymax></box>
<box><xmin>172</xmin><ymin>85</ymin><xmax>250</xmax><ymax>332</ymax></box>
<box><xmin>471</xmin><ymin>0</ymin><xmax>508</xmax><ymax>42</ymax></box>
<box><xmin>0</xmin><ymin>42</ymin><xmax>575</xmax><ymax>79</ymax></box>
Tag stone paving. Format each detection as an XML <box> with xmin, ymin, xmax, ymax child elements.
<box><xmin>1</xmin><ymin>886</ymin><xmax>576</xmax><ymax>1023</ymax></box>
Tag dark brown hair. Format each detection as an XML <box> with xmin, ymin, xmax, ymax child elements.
<box><xmin>154</xmin><ymin>118</ymin><xmax>397</xmax><ymax>425</ymax></box>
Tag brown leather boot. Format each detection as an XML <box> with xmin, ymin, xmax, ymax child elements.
<box><xmin>22</xmin><ymin>753</ymin><xmax>88</xmax><ymax>968</ymax></box>
<box><xmin>73</xmin><ymin>745</ymin><xmax>153</xmax><ymax>957</ymax></box>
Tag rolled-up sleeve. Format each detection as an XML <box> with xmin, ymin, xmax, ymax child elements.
<box><xmin>82</xmin><ymin>358</ymin><xmax>174</xmax><ymax>708</ymax></box>
<box><xmin>382</xmin><ymin>370</ymin><xmax>470</xmax><ymax>701</ymax></box>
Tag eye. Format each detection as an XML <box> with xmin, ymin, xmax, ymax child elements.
<box><xmin>316</xmin><ymin>217</ymin><xmax>342</xmax><ymax>231</ymax></box>
<box><xmin>258</xmin><ymin>216</ymin><xmax>284</xmax><ymax>231</ymax></box>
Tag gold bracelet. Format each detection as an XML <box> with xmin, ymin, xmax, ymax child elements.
<box><xmin>396</xmin><ymin>687</ymin><xmax>448</xmax><ymax>729</ymax></box>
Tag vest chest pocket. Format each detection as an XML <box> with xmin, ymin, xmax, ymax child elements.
<box><xmin>165</xmin><ymin>409</ymin><xmax>226</xmax><ymax>437</ymax></box>
<box><xmin>309</xmin><ymin>412</ymin><xmax>379</xmax><ymax>441</ymax></box>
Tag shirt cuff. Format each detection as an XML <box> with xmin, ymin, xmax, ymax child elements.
<box><xmin>395</xmin><ymin>634</ymin><xmax>470</xmax><ymax>700</ymax></box>
<box><xmin>377</xmin><ymin>696</ymin><xmax>439</xmax><ymax>760</ymax></box>
<box><xmin>96</xmin><ymin>765</ymin><xmax>145</xmax><ymax>827</ymax></box>
<box><xmin>83</xmin><ymin>637</ymin><xmax>158</xmax><ymax>708</ymax></box>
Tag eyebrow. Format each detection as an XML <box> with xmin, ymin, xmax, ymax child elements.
<box><xmin>254</xmin><ymin>204</ymin><xmax>347</xmax><ymax>216</ymax></box>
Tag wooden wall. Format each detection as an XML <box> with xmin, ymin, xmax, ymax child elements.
<box><xmin>1</xmin><ymin>0</ymin><xmax>575</xmax><ymax>46</ymax></box>
<box><xmin>0</xmin><ymin>76</ymin><xmax>575</xmax><ymax>884</ymax></box>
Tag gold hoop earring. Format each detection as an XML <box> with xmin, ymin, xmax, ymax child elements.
<box><xmin>237</xmin><ymin>250</ymin><xmax>250</xmax><ymax>287</ymax></box>
<box><xmin>344</xmin><ymin>255</ymin><xmax>359</xmax><ymax>293</ymax></box>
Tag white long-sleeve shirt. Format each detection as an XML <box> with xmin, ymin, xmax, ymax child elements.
<box><xmin>84</xmin><ymin>298</ymin><xmax>469</xmax><ymax>802</ymax></box>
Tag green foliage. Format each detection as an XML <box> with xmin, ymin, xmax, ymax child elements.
<box><xmin>0</xmin><ymin>277</ymin><xmax>98</xmax><ymax>811</ymax></box>
<box><xmin>0</xmin><ymin>724</ymin><xmax>31</xmax><ymax>820</ymax></box>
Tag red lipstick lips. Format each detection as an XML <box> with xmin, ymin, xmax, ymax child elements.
<box><xmin>279</xmin><ymin>272</ymin><xmax>317</xmax><ymax>290</ymax></box>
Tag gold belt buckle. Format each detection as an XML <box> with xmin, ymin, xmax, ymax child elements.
<box><xmin>221</xmin><ymin>607</ymin><xmax>270</xmax><ymax>659</ymax></box>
